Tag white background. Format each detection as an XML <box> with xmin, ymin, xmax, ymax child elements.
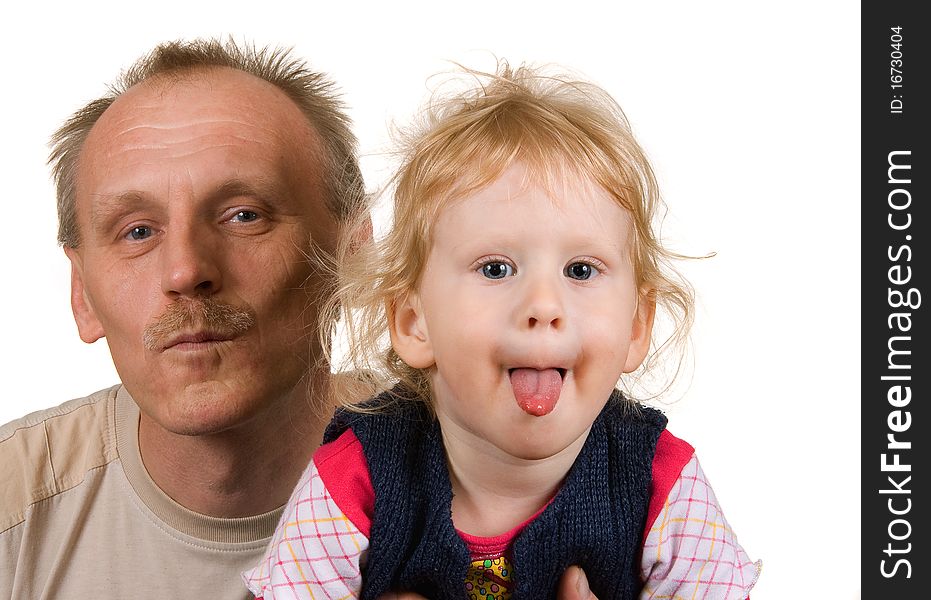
<box><xmin>0</xmin><ymin>2</ymin><xmax>859</xmax><ymax>598</ymax></box>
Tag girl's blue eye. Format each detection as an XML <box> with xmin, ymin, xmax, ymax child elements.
<box><xmin>481</xmin><ymin>262</ymin><xmax>513</xmax><ymax>279</ymax></box>
<box><xmin>565</xmin><ymin>262</ymin><xmax>596</xmax><ymax>280</ymax></box>
<box><xmin>128</xmin><ymin>226</ymin><xmax>152</xmax><ymax>241</ymax></box>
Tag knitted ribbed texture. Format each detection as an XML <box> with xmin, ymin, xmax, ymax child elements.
<box><xmin>509</xmin><ymin>396</ymin><xmax>665</xmax><ymax>599</ymax></box>
<box><xmin>324</xmin><ymin>387</ymin><xmax>666</xmax><ymax>599</ymax></box>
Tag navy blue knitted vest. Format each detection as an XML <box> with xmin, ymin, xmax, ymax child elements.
<box><xmin>323</xmin><ymin>387</ymin><xmax>666</xmax><ymax>600</ymax></box>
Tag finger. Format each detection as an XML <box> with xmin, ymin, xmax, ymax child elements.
<box><xmin>556</xmin><ymin>565</ymin><xmax>599</xmax><ymax>600</ymax></box>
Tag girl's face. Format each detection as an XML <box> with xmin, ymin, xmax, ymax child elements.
<box><xmin>391</xmin><ymin>162</ymin><xmax>653</xmax><ymax>461</ymax></box>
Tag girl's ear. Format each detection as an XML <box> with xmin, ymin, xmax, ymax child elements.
<box><xmin>388</xmin><ymin>292</ymin><xmax>435</xmax><ymax>369</ymax></box>
<box><xmin>623</xmin><ymin>287</ymin><xmax>656</xmax><ymax>373</ymax></box>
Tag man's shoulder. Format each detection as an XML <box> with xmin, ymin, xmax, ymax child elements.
<box><xmin>0</xmin><ymin>385</ymin><xmax>123</xmax><ymax>533</ymax></box>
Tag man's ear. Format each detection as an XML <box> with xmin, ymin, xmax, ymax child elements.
<box><xmin>64</xmin><ymin>247</ymin><xmax>105</xmax><ymax>344</ymax></box>
<box><xmin>346</xmin><ymin>214</ymin><xmax>373</xmax><ymax>256</ymax></box>
<box><xmin>623</xmin><ymin>287</ymin><xmax>656</xmax><ymax>373</ymax></box>
<box><xmin>388</xmin><ymin>291</ymin><xmax>434</xmax><ymax>369</ymax></box>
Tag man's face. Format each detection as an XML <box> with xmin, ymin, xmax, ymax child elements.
<box><xmin>395</xmin><ymin>163</ymin><xmax>653</xmax><ymax>462</ymax></box>
<box><xmin>66</xmin><ymin>68</ymin><xmax>336</xmax><ymax>436</ymax></box>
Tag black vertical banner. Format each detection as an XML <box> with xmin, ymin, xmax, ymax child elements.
<box><xmin>862</xmin><ymin>2</ymin><xmax>928</xmax><ymax>596</ymax></box>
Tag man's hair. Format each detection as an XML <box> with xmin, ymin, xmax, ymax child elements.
<box><xmin>49</xmin><ymin>38</ymin><xmax>364</xmax><ymax>248</ymax></box>
<box><xmin>327</xmin><ymin>61</ymin><xmax>695</xmax><ymax>405</ymax></box>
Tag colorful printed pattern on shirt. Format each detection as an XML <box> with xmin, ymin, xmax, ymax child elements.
<box><xmin>465</xmin><ymin>556</ymin><xmax>513</xmax><ymax>600</ymax></box>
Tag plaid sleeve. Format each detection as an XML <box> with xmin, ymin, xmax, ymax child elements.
<box><xmin>640</xmin><ymin>456</ymin><xmax>761</xmax><ymax>599</ymax></box>
<box><xmin>242</xmin><ymin>457</ymin><xmax>369</xmax><ymax>599</ymax></box>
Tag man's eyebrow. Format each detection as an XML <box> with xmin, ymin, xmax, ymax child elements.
<box><xmin>89</xmin><ymin>191</ymin><xmax>153</xmax><ymax>233</ymax></box>
<box><xmin>89</xmin><ymin>179</ymin><xmax>291</xmax><ymax>226</ymax></box>
<box><xmin>209</xmin><ymin>178</ymin><xmax>290</xmax><ymax>206</ymax></box>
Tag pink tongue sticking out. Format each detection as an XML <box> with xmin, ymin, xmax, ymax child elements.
<box><xmin>510</xmin><ymin>368</ymin><xmax>563</xmax><ymax>416</ymax></box>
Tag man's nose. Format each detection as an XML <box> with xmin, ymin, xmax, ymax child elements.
<box><xmin>519</xmin><ymin>274</ymin><xmax>565</xmax><ymax>331</ymax></box>
<box><xmin>160</xmin><ymin>225</ymin><xmax>222</xmax><ymax>298</ymax></box>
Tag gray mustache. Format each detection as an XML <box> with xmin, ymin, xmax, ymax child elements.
<box><xmin>143</xmin><ymin>298</ymin><xmax>256</xmax><ymax>351</ymax></box>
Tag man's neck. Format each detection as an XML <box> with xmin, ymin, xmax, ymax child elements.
<box><xmin>137</xmin><ymin>371</ymin><xmax>334</xmax><ymax>518</ymax></box>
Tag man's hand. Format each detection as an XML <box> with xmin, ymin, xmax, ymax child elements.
<box><xmin>376</xmin><ymin>565</ymin><xmax>599</xmax><ymax>599</ymax></box>
<box><xmin>556</xmin><ymin>565</ymin><xmax>599</xmax><ymax>600</ymax></box>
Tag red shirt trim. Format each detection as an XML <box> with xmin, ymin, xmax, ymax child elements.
<box><xmin>643</xmin><ymin>429</ymin><xmax>695</xmax><ymax>538</ymax></box>
<box><xmin>313</xmin><ymin>429</ymin><xmax>375</xmax><ymax>538</ymax></box>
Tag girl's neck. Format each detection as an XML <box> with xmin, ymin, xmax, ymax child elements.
<box><xmin>440</xmin><ymin>421</ymin><xmax>590</xmax><ymax>537</ymax></box>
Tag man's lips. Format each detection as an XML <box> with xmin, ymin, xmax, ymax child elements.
<box><xmin>143</xmin><ymin>298</ymin><xmax>255</xmax><ymax>351</ymax></box>
<box><xmin>160</xmin><ymin>330</ymin><xmax>236</xmax><ymax>351</ymax></box>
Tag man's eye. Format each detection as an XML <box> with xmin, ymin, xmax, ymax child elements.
<box><xmin>126</xmin><ymin>226</ymin><xmax>152</xmax><ymax>241</ymax></box>
<box><xmin>480</xmin><ymin>262</ymin><xmax>514</xmax><ymax>279</ymax></box>
<box><xmin>565</xmin><ymin>262</ymin><xmax>598</xmax><ymax>280</ymax></box>
<box><xmin>231</xmin><ymin>210</ymin><xmax>260</xmax><ymax>223</ymax></box>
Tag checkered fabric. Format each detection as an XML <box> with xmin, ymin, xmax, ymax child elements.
<box><xmin>244</xmin><ymin>451</ymin><xmax>759</xmax><ymax>599</ymax></box>
<box><xmin>243</xmin><ymin>462</ymin><xmax>368</xmax><ymax>600</ymax></box>
<box><xmin>640</xmin><ymin>457</ymin><xmax>761</xmax><ymax>599</ymax></box>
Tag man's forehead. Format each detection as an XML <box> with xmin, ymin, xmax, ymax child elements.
<box><xmin>77</xmin><ymin>66</ymin><xmax>322</xmax><ymax>187</ymax></box>
<box><xmin>89</xmin><ymin>67</ymin><xmax>317</xmax><ymax>149</ymax></box>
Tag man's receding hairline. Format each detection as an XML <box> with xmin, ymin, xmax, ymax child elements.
<box><xmin>87</xmin><ymin>63</ymin><xmax>329</xmax><ymax>176</ymax></box>
<box><xmin>129</xmin><ymin>63</ymin><xmax>271</xmax><ymax>91</ymax></box>
<box><xmin>117</xmin><ymin>64</ymin><xmax>318</xmax><ymax>122</ymax></box>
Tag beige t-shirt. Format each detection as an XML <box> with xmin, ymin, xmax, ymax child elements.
<box><xmin>0</xmin><ymin>385</ymin><xmax>282</xmax><ymax>599</ymax></box>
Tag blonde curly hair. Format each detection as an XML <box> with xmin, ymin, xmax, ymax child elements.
<box><xmin>325</xmin><ymin>61</ymin><xmax>695</xmax><ymax>409</ymax></box>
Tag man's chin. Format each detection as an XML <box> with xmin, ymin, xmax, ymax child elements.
<box><xmin>139</xmin><ymin>386</ymin><xmax>267</xmax><ymax>437</ymax></box>
<box><xmin>147</xmin><ymin>409</ymin><xmax>257</xmax><ymax>438</ymax></box>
